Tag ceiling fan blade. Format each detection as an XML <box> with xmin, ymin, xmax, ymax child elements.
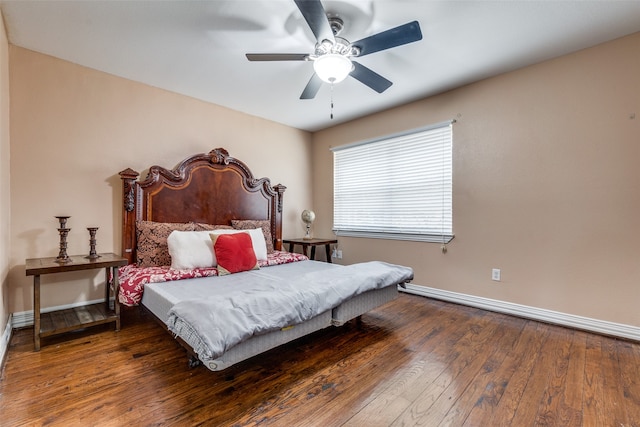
<box><xmin>294</xmin><ymin>0</ymin><xmax>335</xmax><ymax>44</ymax></box>
<box><xmin>300</xmin><ymin>73</ymin><xmax>323</xmax><ymax>99</ymax></box>
<box><xmin>350</xmin><ymin>61</ymin><xmax>393</xmax><ymax>93</ymax></box>
<box><xmin>246</xmin><ymin>53</ymin><xmax>309</xmax><ymax>61</ymax></box>
<box><xmin>352</xmin><ymin>21</ymin><xmax>422</xmax><ymax>57</ymax></box>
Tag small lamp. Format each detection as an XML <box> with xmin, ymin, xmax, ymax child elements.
<box><xmin>301</xmin><ymin>209</ymin><xmax>316</xmax><ymax>240</ymax></box>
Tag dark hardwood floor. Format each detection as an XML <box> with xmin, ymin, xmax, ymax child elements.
<box><xmin>1</xmin><ymin>293</ymin><xmax>639</xmax><ymax>426</ymax></box>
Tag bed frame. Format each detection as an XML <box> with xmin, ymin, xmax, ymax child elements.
<box><xmin>119</xmin><ymin>148</ymin><xmax>285</xmax><ymax>265</ymax></box>
<box><xmin>118</xmin><ymin>148</ymin><xmax>398</xmax><ymax>370</ymax></box>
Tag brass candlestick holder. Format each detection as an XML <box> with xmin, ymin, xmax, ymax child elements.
<box><xmin>55</xmin><ymin>216</ymin><xmax>72</xmax><ymax>264</ymax></box>
<box><xmin>85</xmin><ymin>227</ymin><xmax>101</xmax><ymax>259</ymax></box>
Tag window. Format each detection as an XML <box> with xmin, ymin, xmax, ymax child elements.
<box><xmin>332</xmin><ymin>120</ymin><xmax>453</xmax><ymax>243</ymax></box>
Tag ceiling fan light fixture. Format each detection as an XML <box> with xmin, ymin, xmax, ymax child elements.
<box><xmin>313</xmin><ymin>54</ymin><xmax>353</xmax><ymax>84</ymax></box>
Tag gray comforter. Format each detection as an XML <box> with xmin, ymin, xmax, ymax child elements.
<box><xmin>166</xmin><ymin>261</ymin><xmax>413</xmax><ymax>360</ymax></box>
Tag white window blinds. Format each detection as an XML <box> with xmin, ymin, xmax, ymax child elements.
<box><xmin>332</xmin><ymin>121</ymin><xmax>453</xmax><ymax>243</ymax></box>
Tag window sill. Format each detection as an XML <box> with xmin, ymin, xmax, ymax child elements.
<box><xmin>333</xmin><ymin>230</ymin><xmax>454</xmax><ymax>244</ymax></box>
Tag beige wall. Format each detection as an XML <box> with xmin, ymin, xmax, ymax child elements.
<box><xmin>4</xmin><ymin>31</ymin><xmax>640</xmax><ymax>331</ymax></box>
<box><xmin>0</xmin><ymin>11</ymin><xmax>10</xmax><ymax>334</ymax></box>
<box><xmin>313</xmin><ymin>32</ymin><xmax>640</xmax><ymax>327</ymax></box>
<box><xmin>8</xmin><ymin>47</ymin><xmax>312</xmax><ymax>313</ymax></box>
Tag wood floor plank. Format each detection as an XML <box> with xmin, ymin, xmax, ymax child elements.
<box><xmin>559</xmin><ymin>330</ymin><xmax>587</xmax><ymax>426</ymax></box>
<box><xmin>434</xmin><ymin>315</ymin><xmax>526</xmax><ymax>426</ymax></box>
<box><xmin>509</xmin><ymin>325</ymin><xmax>571</xmax><ymax>425</ymax></box>
<box><xmin>395</xmin><ymin>307</ymin><xmax>492</xmax><ymax>406</ymax></box>
<box><xmin>582</xmin><ymin>333</ymin><xmax>605</xmax><ymax>427</ymax></box>
<box><xmin>340</xmin><ymin>304</ymin><xmax>476</xmax><ymax>427</ymax></box>
<box><xmin>485</xmin><ymin>322</ymin><xmax>551</xmax><ymax>425</ymax></box>
<box><xmin>600</xmin><ymin>335</ymin><xmax>631</xmax><ymax>426</ymax></box>
<box><xmin>1</xmin><ymin>294</ymin><xmax>639</xmax><ymax>427</ymax></box>
<box><xmin>617</xmin><ymin>339</ymin><xmax>640</xmax><ymax>424</ymax></box>
<box><xmin>388</xmin><ymin>312</ymin><xmax>506</xmax><ymax>426</ymax></box>
<box><xmin>532</xmin><ymin>327</ymin><xmax>585</xmax><ymax>426</ymax></box>
<box><xmin>462</xmin><ymin>319</ymin><xmax>542</xmax><ymax>426</ymax></box>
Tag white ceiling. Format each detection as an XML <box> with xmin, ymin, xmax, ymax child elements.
<box><xmin>2</xmin><ymin>1</ymin><xmax>640</xmax><ymax>132</ymax></box>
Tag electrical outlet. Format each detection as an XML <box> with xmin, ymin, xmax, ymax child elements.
<box><xmin>492</xmin><ymin>268</ymin><xmax>501</xmax><ymax>281</ymax></box>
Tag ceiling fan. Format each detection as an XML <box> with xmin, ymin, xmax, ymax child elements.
<box><xmin>246</xmin><ymin>0</ymin><xmax>423</xmax><ymax>100</ymax></box>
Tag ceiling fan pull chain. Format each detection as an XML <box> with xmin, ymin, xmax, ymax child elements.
<box><xmin>330</xmin><ymin>83</ymin><xmax>334</xmax><ymax>119</ymax></box>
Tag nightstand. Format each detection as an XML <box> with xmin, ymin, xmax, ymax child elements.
<box><xmin>283</xmin><ymin>238</ymin><xmax>338</xmax><ymax>263</ymax></box>
<box><xmin>25</xmin><ymin>253</ymin><xmax>128</xmax><ymax>351</ymax></box>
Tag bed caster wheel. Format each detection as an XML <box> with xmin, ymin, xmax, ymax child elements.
<box><xmin>188</xmin><ymin>355</ymin><xmax>202</xmax><ymax>369</ymax></box>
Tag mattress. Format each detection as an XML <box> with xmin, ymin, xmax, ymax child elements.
<box><xmin>143</xmin><ymin>285</ymin><xmax>333</xmax><ymax>370</ymax></box>
<box><xmin>142</xmin><ymin>261</ymin><xmax>339</xmax><ymax>370</ymax></box>
<box><xmin>201</xmin><ymin>311</ymin><xmax>332</xmax><ymax>370</ymax></box>
<box><xmin>141</xmin><ymin>260</ymin><xmax>404</xmax><ymax>370</ymax></box>
<box><xmin>141</xmin><ymin>260</ymin><xmax>341</xmax><ymax>322</ymax></box>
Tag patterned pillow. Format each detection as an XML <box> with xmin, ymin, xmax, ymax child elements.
<box><xmin>136</xmin><ymin>220</ymin><xmax>195</xmax><ymax>267</ymax></box>
<box><xmin>232</xmin><ymin>219</ymin><xmax>274</xmax><ymax>253</ymax></box>
<box><xmin>193</xmin><ymin>223</ymin><xmax>234</xmax><ymax>231</ymax></box>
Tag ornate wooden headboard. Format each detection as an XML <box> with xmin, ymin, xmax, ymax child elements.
<box><xmin>119</xmin><ymin>148</ymin><xmax>286</xmax><ymax>265</ymax></box>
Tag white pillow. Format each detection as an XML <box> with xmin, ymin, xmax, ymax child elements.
<box><xmin>232</xmin><ymin>228</ymin><xmax>268</xmax><ymax>261</ymax></box>
<box><xmin>168</xmin><ymin>229</ymin><xmax>267</xmax><ymax>270</ymax></box>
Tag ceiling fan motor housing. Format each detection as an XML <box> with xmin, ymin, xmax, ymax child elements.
<box><xmin>314</xmin><ymin>37</ymin><xmax>357</xmax><ymax>57</ymax></box>
<box><xmin>328</xmin><ymin>16</ymin><xmax>344</xmax><ymax>36</ymax></box>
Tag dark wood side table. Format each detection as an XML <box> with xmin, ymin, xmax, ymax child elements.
<box><xmin>283</xmin><ymin>238</ymin><xmax>338</xmax><ymax>263</ymax></box>
<box><xmin>25</xmin><ymin>253</ymin><xmax>128</xmax><ymax>351</ymax></box>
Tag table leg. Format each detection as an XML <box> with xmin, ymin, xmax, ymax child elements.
<box><xmin>104</xmin><ymin>267</ymin><xmax>110</xmax><ymax>309</ymax></box>
<box><xmin>325</xmin><ymin>244</ymin><xmax>332</xmax><ymax>263</ymax></box>
<box><xmin>288</xmin><ymin>242</ymin><xmax>294</xmax><ymax>252</ymax></box>
<box><xmin>310</xmin><ymin>246</ymin><xmax>316</xmax><ymax>260</ymax></box>
<box><xmin>301</xmin><ymin>244</ymin><xmax>309</xmax><ymax>258</ymax></box>
<box><xmin>33</xmin><ymin>275</ymin><xmax>40</xmax><ymax>351</ymax></box>
<box><xmin>113</xmin><ymin>266</ymin><xmax>121</xmax><ymax>331</ymax></box>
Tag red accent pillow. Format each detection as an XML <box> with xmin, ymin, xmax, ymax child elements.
<box><xmin>210</xmin><ymin>232</ymin><xmax>259</xmax><ymax>275</ymax></box>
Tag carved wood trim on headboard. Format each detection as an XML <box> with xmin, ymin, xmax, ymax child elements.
<box><xmin>118</xmin><ymin>148</ymin><xmax>286</xmax><ymax>265</ymax></box>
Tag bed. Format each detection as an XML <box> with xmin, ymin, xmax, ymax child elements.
<box><xmin>117</xmin><ymin>148</ymin><xmax>413</xmax><ymax>371</ymax></box>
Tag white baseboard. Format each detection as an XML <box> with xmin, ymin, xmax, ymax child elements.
<box><xmin>402</xmin><ymin>284</ymin><xmax>640</xmax><ymax>342</ymax></box>
<box><xmin>11</xmin><ymin>298</ymin><xmax>107</xmax><ymax>329</ymax></box>
<box><xmin>1</xmin><ymin>313</ymin><xmax>12</xmax><ymax>367</ymax></box>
